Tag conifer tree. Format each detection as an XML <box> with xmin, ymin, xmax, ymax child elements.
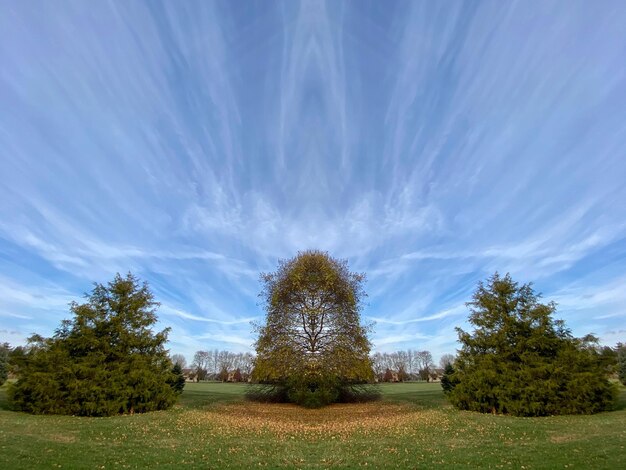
<box><xmin>618</xmin><ymin>343</ymin><xmax>626</xmax><ymax>386</ymax></box>
<box><xmin>448</xmin><ymin>273</ymin><xmax>616</xmax><ymax>416</ymax></box>
<box><xmin>440</xmin><ymin>363</ymin><xmax>457</xmax><ymax>393</ymax></box>
<box><xmin>9</xmin><ymin>273</ymin><xmax>179</xmax><ymax>416</ymax></box>
<box><xmin>169</xmin><ymin>363</ymin><xmax>186</xmax><ymax>393</ymax></box>
<box><xmin>0</xmin><ymin>343</ymin><xmax>9</xmax><ymax>386</ymax></box>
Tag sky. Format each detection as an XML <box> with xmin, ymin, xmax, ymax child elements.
<box><xmin>1</xmin><ymin>1</ymin><xmax>625</xmax><ymax>364</ymax></box>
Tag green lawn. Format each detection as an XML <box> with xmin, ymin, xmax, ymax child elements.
<box><xmin>1</xmin><ymin>381</ymin><xmax>624</xmax><ymax>469</ymax></box>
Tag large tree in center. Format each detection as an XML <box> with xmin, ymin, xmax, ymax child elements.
<box><xmin>252</xmin><ymin>250</ymin><xmax>374</xmax><ymax>407</ymax></box>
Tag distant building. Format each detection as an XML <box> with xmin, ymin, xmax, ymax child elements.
<box><xmin>181</xmin><ymin>368</ymin><xmax>196</xmax><ymax>382</ymax></box>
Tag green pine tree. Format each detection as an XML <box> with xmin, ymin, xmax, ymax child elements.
<box><xmin>448</xmin><ymin>273</ymin><xmax>616</xmax><ymax>416</ymax></box>
<box><xmin>9</xmin><ymin>273</ymin><xmax>178</xmax><ymax>416</ymax></box>
<box><xmin>617</xmin><ymin>343</ymin><xmax>626</xmax><ymax>386</ymax></box>
<box><xmin>169</xmin><ymin>363</ymin><xmax>186</xmax><ymax>393</ymax></box>
<box><xmin>0</xmin><ymin>343</ymin><xmax>10</xmax><ymax>386</ymax></box>
<box><xmin>440</xmin><ymin>362</ymin><xmax>457</xmax><ymax>394</ymax></box>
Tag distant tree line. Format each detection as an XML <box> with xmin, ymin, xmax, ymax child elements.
<box><xmin>186</xmin><ymin>350</ymin><xmax>255</xmax><ymax>382</ymax></box>
<box><xmin>173</xmin><ymin>348</ymin><xmax>456</xmax><ymax>385</ymax></box>
<box><xmin>370</xmin><ymin>350</ymin><xmax>453</xmax><ymax>382</ymax></box>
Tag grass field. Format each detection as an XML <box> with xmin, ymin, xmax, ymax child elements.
<box><xmin>1</xmin><ymin>381</ymin><xmax>624</xmax><ymax>469</ymax></box>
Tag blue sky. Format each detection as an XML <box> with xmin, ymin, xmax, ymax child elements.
<box><xmin>1</xmin><ymin>1</ymin><xmax>625</xmax><ymax>363</ymax></box>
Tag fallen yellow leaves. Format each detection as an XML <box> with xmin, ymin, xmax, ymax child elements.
<box><xmin>178</xmin><ymin>402</ymin><xmax>451</xmax><ymax>441</ymax></box>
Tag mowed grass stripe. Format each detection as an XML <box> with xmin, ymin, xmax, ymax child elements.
<box><xmin>1</xmin><ymin>382</ymin><xmax>624</xmax><ymax>469</ymax></box>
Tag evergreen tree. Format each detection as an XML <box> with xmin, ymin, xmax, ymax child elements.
<box><xmin>0</xmin><ymin>343</ymin><xmax>9</xmax><ymax>386</ymax></box>
<box><xmin>448</xmin><ymin>273</ymin><xmax>616</xmax><ymax>416</ymax></box>
<box><xmin>617</xmin><ymin>343</ymin><xmax>626</xmax><ymax>386</ymax></box>
<box><xmin>169</xmin><ymin>363</ymin><xmax>186</xmax><ymax>393</ymax></box>
<box><xmin>440</xmin><ymin>363</ymin><xmax>458</xmax><ymax>393</ymax></box>
<box><xmin>9</xmin><ymin>273</ymin><xmax>179</xmax><ymax>416</ymax></box>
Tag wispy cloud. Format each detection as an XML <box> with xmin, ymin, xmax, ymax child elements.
<box><xmin>368</xmin><ymin>305</ymin><xmax>467</xmax><ymax>326</ymax></box>
<box><xmin>1</xmin><ymin>2</ymin><xmax>625</xmax><ymax>361</ymax></box>
<box><xmin>159</xmin><ymin>305</ymin><xmax>257</xmax><ymax>326</ymax></box>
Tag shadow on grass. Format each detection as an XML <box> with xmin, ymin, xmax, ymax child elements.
<box><xmin>377</xmin><ymin>382</ymin><xmax>449</xmax><ymax>410</ymax></box>
<box><xmin>0</xmin><ymin>382</ymin><xmax>248</xmax><ymax>415</ymax></box>
<box><xmin>177</xmin><ymin>382</ymin><xmax>249</xmax><ymax>410</ymax></box>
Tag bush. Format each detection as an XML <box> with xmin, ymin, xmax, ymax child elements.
<box><xmin>448</xmin><ymin>273</ymin><xmax>616</xmax><ymax>416</ymax></box>
<box><xmin>9</xmin><ymin>273</ymin><xmax>180</xmax><ymax>416</ymax></box>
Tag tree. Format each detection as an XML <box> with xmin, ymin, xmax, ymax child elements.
<box><xmin>169</xmin><ymin>363</ymin><xmax>186</xmax><ymax>393</ymax></box>
<box><xmin>596</xmin><ymin>345</ymin><xmax>617</xmax><ymax>374</ymax></box>
<box><xmin>192</xmin><ymin>350</ymin><xmax>209</xmax><ymax>381</ymax></box>
<box><xmin>617</xmin><ymin>343</ymin><xmax>626</xmax><ymax>386</ymax></box>
<box><xmin>439</xmin><ymin>354</ymin><xmax>455</xmax><ymax>369</ymax></box>
<box><xmin>219</xmin><ymin>366</ymin><xmax>229</xmax><ymax>382</ymax></box>
<box><xmin>370</xmin><ymin>352</ymin><xmax>385</xmax><ymax>381</ymax></box>
<box><xmin>415</xmin><ymin>350</ymin><xmax>434</xmax><ymax>382</ymax></box>
<box><xmin>406</xmin><ymin>350</ymin><xmax>416</xmax><ymax>377</ymax></box>
<box><xmin>171</xmin><ymin>354</ymin><xmax>187</xmax><ymax>369</ymax></box>
<box><xmin>440</xmin><ymin>363</ymin><xmax>458</xmax><ymax>393</ymax></box>
<box><xmin>0</xmin><ymin>343</ymin><xmax>9</xmax><ymax>386</ymax></box>
<box><xmin>217</xmin><ymin>350</ymin><xmax>235</xmax><ymax>377</ymax></box>
<box><xmin>9</xmin><ymin>273</ymin><xmax>180</xmax><ymax>416</ymax></box>
<box><xmin>239</xmin><ymin>352</ymin><xmax>254</xmax><ymax>380</ymax></box>
<box><xmin>370</xmin><ymin>350</ymin><xmax>433</xmax><ymax>380</ymax></box>
<box><xmin>251</xmin><ymin>250</ymin><xmax>375</xmax><ymax>407</ymax></box>
<box><xmin>390</xmin><ymin>351</ymin><xmax>409</xmax><ymax>381</ymax></box>
<box><xmin>448</xmin><ymin>273</ymin><xmax>616</xmax><ymax>416</ymax></box>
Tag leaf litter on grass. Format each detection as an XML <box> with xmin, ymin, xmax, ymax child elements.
<box><xmin>178</xmin><ymin>402</ymin><xmax>459</xmax><ymax>441</ymax></box>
